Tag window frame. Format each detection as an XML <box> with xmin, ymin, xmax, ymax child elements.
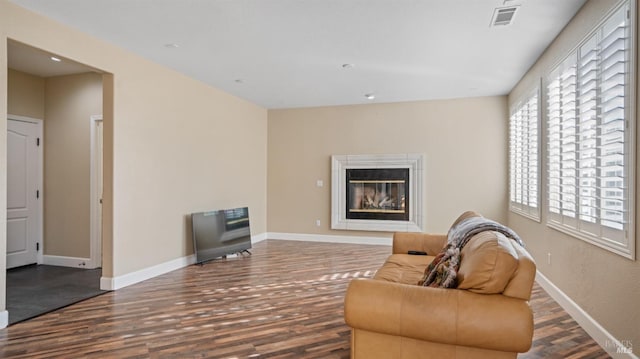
<box><xmin>542</xmin><ymin>0</ymin><xmax>636</xmax><ymax>260</ymax></box>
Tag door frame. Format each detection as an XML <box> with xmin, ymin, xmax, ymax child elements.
<box><xmin>7</xmin><ymin>114</ymin><xmax>44</xmax><ymax>266</ymax></box>
<box><xmin>89</xmin><ymin>115</ymin><xmax>103</xmax><ymax>268</ymax></box>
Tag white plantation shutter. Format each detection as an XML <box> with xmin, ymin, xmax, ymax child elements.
<box><xmin>547</xmin><ymin>55</ymin><xmax>578</xmax><ymax>225</ymax></box>
<box><xmin>509</xmin><ymin>92</ymin><xmax>539</xmax><ymax>219</ymax></box>
<box><xmin>577</xmin><ymin>36</ymin><xmax>598</xmax><ymax>228</ymax></box>
<box><xmin>599</xmin><ymin>9</ymin><xmax>627</xmax><ymax>233</ymax></box>
<box><xmin>545</xmin><ymin>2</ymin><xmax>634</xmax><ymax>258</ymax></box>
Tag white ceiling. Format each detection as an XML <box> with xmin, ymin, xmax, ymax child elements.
<box><xmin>9</xmin><ymin>0</ymin><xmax>588</xmax><ymax>109</ymax></box>
<box><xmin>8</xmin><ymin>40</ymin><xmax>98</xmax><ymax>77</ymax></box>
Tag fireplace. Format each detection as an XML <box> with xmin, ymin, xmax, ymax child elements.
<box><xmin>331</xmin><ymin>154</ymin><xmax>424</xmax><ymax>232</ymax></box>
<box><xmin>346</xmin><ymin>168</ymin><xmax>409</xmax><ymax>221</ymax></box>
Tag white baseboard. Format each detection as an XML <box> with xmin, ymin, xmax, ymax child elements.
<box><xmin>98</xmin><ymin>231</ymin><xmax>386</xmax><ymax>291</ymax></box>
<box><xmin>252</xmin><ymin>232</ymin><xmax>268</xmax><ymax>244</ymax></box>
<box><xmin>100</xmin><ymin>232</ymin><xmax>269</xmax><ymax>291</ymax></box>
<box><xmin>0</xmin><ymin>310</ymin><xmax>8</xmax><ymax>329</ymax></box>
<box><xmin>536</xmin><ymin>271</ymin><xmax>638</xmax><ymax>358</ymax></box>
<box><xmin>43</xmin><ymin>255</ymin><xmax>94</xmax><ymax>269</ymax></box>
<box><xmin>266</xmin><ymin>232</ymin><xmax>392</xmax><ymax>246</ymax></box>
<box><xmin>100</xmin><ymin>254</ymin><xmax>196</xmax><ymax>291</ymax></box>
<box><xmin>99</xmin><ymin>276</ymin><xmax>113</xmax><ymax>291</ymax></box>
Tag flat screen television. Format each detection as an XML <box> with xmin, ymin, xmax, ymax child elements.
<box><xmin>191</xmin><ymin>207</ymin><xmax>252</xmax><ymax>264</ymax></box>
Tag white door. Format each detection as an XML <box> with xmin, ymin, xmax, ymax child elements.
<box><xmin>7</xmin><ymin>118</ymin><xmax>42</xmax><ymax>269</ymax></box>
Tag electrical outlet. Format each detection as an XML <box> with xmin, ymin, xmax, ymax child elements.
<box><xmin>547</xmin><ymin>253</ymin><xmax>551</xmax><ymax>265</ymax></box>
<box><xmin>316</xmin><ymin>219</ymin><xmax>321</xmax><ymax>227</ymax></box>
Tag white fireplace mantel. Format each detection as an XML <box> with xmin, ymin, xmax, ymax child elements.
<box><xmin>331</xmin><ymin>153</ymin><xmax>424</xmax><ymax>232</ymax></box>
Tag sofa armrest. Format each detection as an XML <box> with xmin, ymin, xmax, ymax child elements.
<box><xmin>392</xmin><ymin>232</ymin><xmax>447</xmax><ymax>255</ymax></box>
<box><xmin>344</xmin><ymin>279</ymin><xmax>533</xmax><ymax>353</ymax></box>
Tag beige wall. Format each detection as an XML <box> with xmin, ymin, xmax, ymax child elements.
<box><xmin>1</xmin><ymin>0</ymin><xmax>268</xmax><ymax>313</ymax></box>
<box><xmin>268</xmin><ymin>96</ymin><xmax>509</xmax><ymax>237</ymax></box>
<box><xmin>101</xmin><ymin>74</ymin><xmax>114</xmax><ymax>282</ymax></box>
<box><xmin>8</xmin><ymin>68</ymin><xmax>44</xmax><ymax>119</ymax></box>
<box><xmin>1</xmin><ymin>19</ymin><xmax>8</xmax><ymax>314</ymax></box>
<box><xmin>109</xmin><ymin>68</ymin><xmax>267</xmax><ymax>276</ymax></box>
<box><xmin>44</xmin><ymin>73</ymin><xmax>102</xmax><ymax>258</ymax></box>
<box><xmin>508</xmin><ymin>0</ymin><xmax>640</xmax><ymax>353</ymax></box>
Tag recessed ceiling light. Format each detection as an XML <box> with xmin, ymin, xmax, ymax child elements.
<box><xmin>365</xmin><ymin>93</ymin><xmax>375</xmax><ymax>100</ymax></box>
<box><xmin>342</xmin><ymin>63</ymin><xmax>355</xmax><ymax>69</ymax></box>
<box><xmin>50</xmin><ymin>56</ymin><xmax>61</xmax><ymax>62</ymax></box>
<box><xmin>164</xmin><ymin>43</ymin><xmax>179</xmax><ymax>48</ymax></box>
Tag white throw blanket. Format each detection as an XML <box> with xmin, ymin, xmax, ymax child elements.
<box><xmin>448</xmin><ymin>216</ymin><xmax>524</xmax><ymax>249</ymax></box>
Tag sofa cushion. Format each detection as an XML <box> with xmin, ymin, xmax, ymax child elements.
<box><xmin>456</xmin><ymin>231</ymin><xmax>519</xmax><ymax>294</ymax></box>
<box><xmin>374</xmin><ymin>254</ymin><xmax>434</xmax><ymax>285</ymax></box>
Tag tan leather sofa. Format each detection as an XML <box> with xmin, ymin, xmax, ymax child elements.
<box><xmin>344</xmin><ymin>211</ymin><xmax>536</xmax><ymax>359</ymax></box>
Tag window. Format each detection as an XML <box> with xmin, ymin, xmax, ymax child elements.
<box><xmin>509</xmin><ymin>91</ymin><xmax>539</xmax><ymax>219</ymax></box>
<box><xmin>545</xmin><ymin>1</ymin><xmax>635</xmax><ymax>258</ymax></box>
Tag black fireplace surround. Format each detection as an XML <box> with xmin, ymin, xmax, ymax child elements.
<box><xmin>346</xmin><ymin>168</ymin><xmax>410</xmax><ymax>221</ymax></box>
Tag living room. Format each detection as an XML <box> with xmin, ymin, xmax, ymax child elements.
<box><xmin>1</xmin><ymin>0</ymin><xmax>639</xmax><ymax>358</ymax></box>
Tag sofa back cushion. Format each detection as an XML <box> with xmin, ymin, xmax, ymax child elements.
<box><xmin>448</xmin><ymin>210</ymin><xmax>482</xmax><ymax>233</ymax></box>
<box><xmin>502</xmin><ymin>240</ymin><xmax>536</xmax><ymax>300</ymax></box>
<box><xmin>456</xmin><ymin>231</ymin><xmax>519</xmax><ymax>294</ymax></box>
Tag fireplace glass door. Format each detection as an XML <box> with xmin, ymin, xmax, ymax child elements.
<box><xmin>346</xmin><ymin>168</ymin><xmax>409</xmax><ymax>221</ymax></box>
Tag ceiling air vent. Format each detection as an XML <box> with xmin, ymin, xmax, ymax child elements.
<box><xmin>491</xmin><ymin>6</ymin><xmax>519</xmax><ymax>26</ymax></box>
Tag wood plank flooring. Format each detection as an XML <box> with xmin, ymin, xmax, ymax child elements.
<box><xmin>0</xmin><ymin>239</ymin><xmax>610</xmax><ymax>358</ymax></box>
<box><xmin>520</xmin><ymin>284</ymin><xmax>611</xmax><ymax>359</ymax></box>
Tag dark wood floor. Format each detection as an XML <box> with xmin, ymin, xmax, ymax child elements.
<box><xmin>520</xmin><ymin>285</ymin><xmax>610</xmax><ymax>359</ymax></box>
<box><xmin>0</xmin><ymin>240</ymin><xmax>610</xmax><ymax>358</ymax></box>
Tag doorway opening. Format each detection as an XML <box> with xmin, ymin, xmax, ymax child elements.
<box><xmin>5</xmin><ymin>40</ymin><xmax>110</xmax><ymax>325</ymax></box>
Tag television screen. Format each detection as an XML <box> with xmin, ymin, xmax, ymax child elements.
<box><xmin>191</xmin><ymin>207</ymin><xmax>252</xmax><ymax>264</ymax></box>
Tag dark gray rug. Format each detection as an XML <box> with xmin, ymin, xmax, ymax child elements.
<box><xmin>6</xmin><ymin>265</ymin><xmax>107</xmax><ymax>325</ymax></box>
